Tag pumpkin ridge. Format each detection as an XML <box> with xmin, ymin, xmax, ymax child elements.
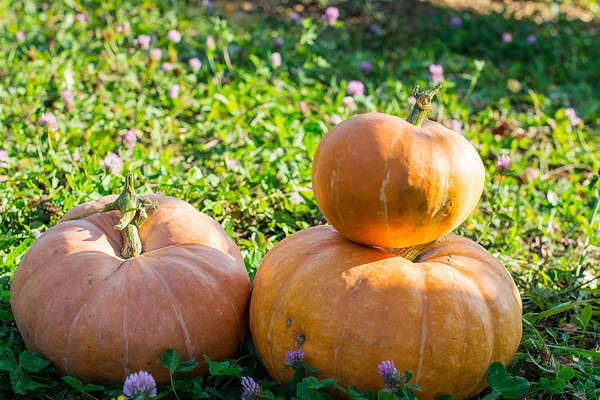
<box><xmin>63</xmin><ymin>260</ymin><xmax>128</xmax><ymax>377</ymax></box>
<box><xmin>122</xmin><ymin>263</ymin><xmax>130</xmax><ymax>379</ymax></box>
<box><xmin>415</xmin><ymin>265</ymin><xmax>429</xmax><ymax>384</ymax></box>
<box><xmin>142</xmin><ymin>259</ymin><xmax>195</xmax><ymax>360</ymax></box>
<box><xmin>141</xmin><ymin>242</ymin><xmax>236</xmax><ymax>261</ymax></box>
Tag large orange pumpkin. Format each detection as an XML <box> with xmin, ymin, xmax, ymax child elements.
<box><xmin>312</xmin><ymin>85</ymin><xmax>485</xmax><ymax>249</ymax></box>
<box><xmin>11</xmin><ymin>175</ymin><xmax>250</xmax><ymax>385</ymax></box>
<box><xmin>250</xmin><ymin>226</ymin><xmax>522</xmax><ymax>400</ymax></box>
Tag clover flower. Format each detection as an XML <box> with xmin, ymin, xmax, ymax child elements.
<box><xmin>103</xmin><ymin>152</ymin><xmax>123</xmax><ymax>175</ymax></box>
<box><xmin>429</xmin><ymin>64</ymin><xmax>443</xmax><ymax>82</ymax></box>
<box><xmin>168</xmin><ymin>84</ymin><xmax>180</xmax><ymax>99</ymax></box>
<box><xmin>40</xmin><ymin>113</ymin><xmax>57</xmax><ymax>130</ymax></box>
<box><xmin>123</xmin><ymin>370</ymin><xmax>157</xmax><ymax>399</ymax></box>
<box><xmin>134</xmin><ymin>35</ymin><xmax>151</xmax><ymax>49</ymax></box>
<box><xmin>347</xmin><ymin>80</ymin><xmax>364</xmax><ymax>96</ymax></box>
<box><xmin>359</xmin><ymin>61</ymin><xmax>373</xmax><ymax>73</ymax></box>
<box><xmin>322</xmin><ymin>7</ymin><xmax>339</xmax><ymax>25</ymax></box>
<box><xmin>241</xmin><ymin>376</ymin><xmax>262</xmax><ymax>400</ymax></box>
<box><xmin>271</xmin><ymin>52</ymin><xmax>282</xmax><ymax>67</ymax></box>
<box><xmin>378</xmin><ymin>360</ymin><xmax>401</xmax><ymax>391</ymax></box>
<box><xmin>285</xmin><ymin>348</ymin><xmax>305</xmax><ymax>366</ymax></box>
<box><xmin>189</xmin><ymin>57</ymin><xmax>202</xmax><ymax>71</ymax></box>
<box><xmin>167</xmin><ymin>29</ymin><xmax>182</xmax><ymax>43</ymax></box>
<box><xmin>497</xmin><ymin>155</ymin><xmax>511</xmax><ymax>172</ymax></box>
<box><xmin>501</xmin><ymin>32</ymin><xmax>513</xmax><ymax>44</ymax></box>
<box><xmin>122</xmin><ymin>129</ymin><xmax>137</xmax><ymax>150</ymax></box>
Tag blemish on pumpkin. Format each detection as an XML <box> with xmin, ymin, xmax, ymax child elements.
<box><xmin>286</xmin><ymin>318</ymin><xmax>292</xmax><ymax>328</ymax></box>
<box><xmin>294</xmin><ymin>332</ymin><xmax>305</xmax><ymax>348</ymax></box>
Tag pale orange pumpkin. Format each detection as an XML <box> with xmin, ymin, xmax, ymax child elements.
<box><xmin>250</xmin><ymin>225</ymin><xmax>522</xmax><ymax>400</ymax></box>
<box><xmin>312</xmin><ymin>85</ymin><xmax>485</xmax><ymax>249</ymax></box>
<box><xmin>11</xmin><ymin>175</ymin><xmax>250</xmax><ymax>385</ymax></box>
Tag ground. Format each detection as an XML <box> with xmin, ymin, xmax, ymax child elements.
<box><xmin>0</xmin><ymin>0</ymin><xmax>599</xmax><ymax>399</ymax></box>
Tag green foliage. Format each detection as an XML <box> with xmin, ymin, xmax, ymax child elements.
<box><xmin>0</xmin><ymin>0</ymin><xmax>599</xmax><ymax>399</ymax></box>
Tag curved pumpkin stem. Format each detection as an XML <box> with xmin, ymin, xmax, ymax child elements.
<box><xmin>406</xmin><ymin>82</ymin><xmax>443</xmax><ymax>127</ymax></box>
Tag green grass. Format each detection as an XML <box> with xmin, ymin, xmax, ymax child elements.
<box><xmin>0</xmin><ymin>0</ymin><xmax>599</xmax><ymax>398</ymax></box>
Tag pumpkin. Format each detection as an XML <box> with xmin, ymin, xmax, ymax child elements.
<box><xmin>249</xmin><ymin>225</ymin><xmax>522</xmax><ymax>400</ymax></box>
<box><xmin>11</xmin><ymin>174</ymin><xmax>250</xmax><ymax>385</ymax></box>
<box><xmin>312</xmin><ymin>84</ymin><xmax>485</xmax><ymax>249</ymax></box>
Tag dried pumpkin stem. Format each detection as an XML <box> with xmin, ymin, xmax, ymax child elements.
<box><xmin>103</xmin><ymin>173</ymin><xmax>157</xmax><ymax>258</ymax></box>
<box><xmin>405</xmin><ymin>83</ymin><xmax>443</xmax><ymax>127</ymax></box>
<box><xmin>393</xmin><ymin>240</ymin><xmax>438</xmax><ymax>262</ymax></box>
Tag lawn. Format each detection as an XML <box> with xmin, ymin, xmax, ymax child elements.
<box><xmin>1</xmin><ymin>0</ymin><xmax>599</xmax><ymax>398</ymax></box>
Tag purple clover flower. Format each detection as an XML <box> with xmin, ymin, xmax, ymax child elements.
<box><xmin>290</xmin><ymin>12</ymin><xmax>301</xmax><ymax>25</ymax></box>
<box><xmin>134</xmin><ymin>34</ymin><xmax>151</xmax><ymax>49</ymax></box>
<box><xmin>369</xmin><ymin>24</ymin><xmax>382</xmax><ymax>35</ymax></box>
<box><xmin>359</xmin><ymin>61</ymin><xmax>373</xmax><ymax>73</ymax></box>
<box><xmin>275</xmin><ymin>37</ymin><xmax>284</xmax><ymax>47</ymax></box>
<box><xmin>161</xmin><ymin>62</ymin><xmax>173</xmax><ymax>72</ymax></box>
<box><xmin>76</xmin><ymin>13</ymin><xmax>86</xmax><ymax>24</ymax></box>
<box><xmin>347</xmin><ymin>80</ymin><xmax>364</xmax><ymax>96</ymax></box>
<box><xmin>241</xmin><ymin>376</ymin><xmax>262</xmax><ymax>400</ymax></box>
<box><xmin>271</xmin><ymin>52</ymin><xmax>282</xmax><ymax>67</ymax></box>
<box><xmin>61</xmin><ymin>90</ymin><xmax>74</xmax><ymax>108</ymax></box>
<box><xmin>408</xmin><ymin>96</ymin><xmax>416</xmax><ymax>105</ymax></box>
<box><xmin>167</xmin><ymin>29</ymin><xmax>182</xmax><ymax>43</ymax></box>
<box><xmin>206</xmin><ymin>0</ymin><xmax>213</xmax><ymax>11</ymax></box>
<box><xmin>149</xmin><ymin>48</ymin><xmax>162</xmax><ymax>62</ymax></box>
<box><xmin>40</xmin><ymin>113</ymin><xmax>57</xmax><ymax>130</ymax></box>
<box><xmin>527</xmin><ymin>34</ymin><xmax>537</xmax><ymax>44</ymax></box>
<box><xmin>168</xmin><ymin>84</ymin><xmax>180</xmax><ymax>99</ymax></box>
<box><xmin>322</xmin><ymin>7</ymin><xmax>339</xmax><ymax>25</ymax></box>
<box><xmin>285</xmin><ymin>348</ymin><xmax>305</xmax><ymax>366</ymax></box>
<box><xmin>450</xmin><ymin>119</ymin><xmax>463</xmax><ymax>134</ymax></box>
<box><xmin>497</xmin><ymin>155</ymin><xmax>511</xmax><ymax>172</ymax></box>
<box><xmin>378</xmin><ymin>360</ymin><xmax>400</xmax><ymax>390</ymax></box>
<box><xmin>123</xmin><ymin>370</ymin><xmax>157</xmax><ymax>399</ymax></box>
<box><xmin>16</xmin><ymin>31</ymin><xmax>25</xmax><ymax>41</ymax></box>
<box><xmin>565</xmin><ymin>108</ymin><xmax>582</xmax><ymax>127</ymax></box>
<box><xmin>298</xmin><ymin>101</ymin><xmax>309</xmax><ymax>115</ymax></box>
<box><xmin>429</xmin><ymin>64</ymin><xmax>443</xmax><ymax>82</ymax></box>
<box><xmin>189</xmin><ymin>57</ymin><xmax>202</xmax><ymax>71</ymax></box>
<box><xmin>342</xmin><ymin>96</ymin><xmax>355</xmax><ymax>108</ymax></box>
<box><xmin>102</xmin><ymin>152</ymin><xmax>123</xmax><ymax>175</ymax></box>
<box><xmin>120</xmin><ymin>20</ymin><xmax>131</xmax><ymax>35</ymax></box>
<box><xmin>122</xmin><ymin>129</ymin><xmax>137</xmax><ymax>150</ymax></box>
<box><xmin>501</xmin><ymin>32</ymin><xmax>513</xmax><ymax>44</ymax></box>
<box><xmin>450</xmin><ymin>17</ymin><xmax>462</xmax><ymax>28</ymax></box>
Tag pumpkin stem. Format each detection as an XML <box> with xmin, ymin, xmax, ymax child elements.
<box><xmin>406</xmin><ymin>83</ymin><xmax>443</xmax><ymax>127</ymax></box>
<box><xmin>106</xmin><ymin>173</ymin><xmax>158</xmax><ymax>258</ymax></box>
<box><xmin>393</xmin><ymin>240</ymin><xmax>438</xmax><ymax>261</ymax></box>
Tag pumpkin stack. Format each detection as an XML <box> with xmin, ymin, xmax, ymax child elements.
<box><xmin>250</xmin><ymin>83</ymin><xmax>522</xmax><ymax>399</ymax></box>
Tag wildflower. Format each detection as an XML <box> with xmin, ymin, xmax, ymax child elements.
<box><xmin>501</xmin><ymin>32</ymin><xmax>513</xmax><ymax>44</ymax></box>
<box><xmin>161</xmin><ymin>62</ymin><xmax>173</xmax><ymax>72</ymax></box>
<box><xmin>497</xmin><ymin>155</ymin><xmax>511</xmax><ymax>172</ymax></box>
<box><xmin>0</xmin><ymin>150</ymin><xmax>8</xmax><ymax>168</ymax></box>
<box><xmin>524</xmin><ymin>167</ymin><xmax>539</xmax><ymax>181</ymax></box>
<box><xmin>330</xmin><ymin>114</ymin><xmax>343</xmax><ymax>125</ymax></box>
<box><xmin>226</xmin><ymin>157</ymin><xmax>240</xmax><ymax>170</ymax></box>
<box><xmin>40</xmin><ymin>113</ymin><xmax>57</xmax><ymax>130</ymax></box>
<box><xmin>527</xmin><ymin>34</ymin><xmax>536</xmax><ymax>44</ymax></box>
<box><xmin>275</xmin><ymin>37</ymin><xmax>284</xmax><ymax>47</ymax></box>
<box><xmin>271</xmin><ymin>52</ymin><xmax>282</xmax><ymax>67</ymax></box>
<box><xmin>16</xmin><ymin>31</ymin><xmax>25</xmax><ymax>41</ymax></box>
<box><xmin>290</xmin><ymin>12</ymin><xmax>301</xmax><ymax>25</ymax></box>
<box><xmin>189</xmin><ymin>57</ymin><xmax>202</xmax><ymax>71</ymax></box>
<box><xmin>167</xmin><ymin>29</ymin><xmax>182</xmax><ymax>43</ymax></box>
<box><xmin>408</xmin><ymin>96</ymin><xmax>416</xmax><ymax>105</ymax></box>
<box><xmin>378</xmin><ymin>361</ymin><xmax>400</xmax><ymax>391</ymax></box>
<box><xmin>123</xmin><ymin>370</ymin><xmax>157</xmax><ymax>399</ymax></box>
<box><xmin>323</xmin><ymin>7</ymin><xmax>339</xmax><ymax>25</ymax></box>
<box><xmin>61</xmin><ymin>90</ymin><xmax>74</xmax><ymax>107</ymax></box>
<box><xmin>71</xmin><ymin>151</ymin><xmax>81</xmax><ymax>162</ymax></box>
<box><xmin>298</xmin><ymin>101</ymin><xmax>309</xmax><ymax>115</ymax></box>
<box><xmin>206</xmin><ymin>0</ymin><xmax>213</xmax><ymax>11</ymax></box>
<box><xmin>120</xmin><ymin>20</ymin><xmax>131</xmax><ymax>35</ymax></box>
<box><xmin>134</xmin><ymin>34</ymin><xmax>151</xmax><ymax>49</ymax></box>
<box><xmin>241</xmin><ymin>376</ymin><xmax>262</xmax><ymax>400</ymax></box>
<box><xmin>76</xmin><ymin>13</ymin><xmax>86</xmax><ymax>24</ymax></box>
<box><xmin>565</xmin><ymin>108</ymin><xmax>582</xmax><ymax>127</ymax></box>
<box><xmin>168</xmin><ymin>84</ymin><xmax>180</xmax><ymax>99</ymax></box>
<box><xmin>450</xmin><ymin>17</ymin><xmax>462</xmax><ymax>28</ymax></box>
<box><xmin>359</xmin><ymin>61</ymin><xmax>373</xmax><ymax>73</ymax></box>
<box><xmin>429</xmin><ymin>64</ymin><xmax>443</xmax><ymax>82</ymax></box>
<box><xmin>450</xmin><ymin>120</ymin><xmax>463</xmax><ymax>134</ymax></box>
<box><xmin>285</xmin><ymin>348</ymin><xmax>305</xmax><ymax>366</ymax></box>
<box><xmin>206</xmin><ymin>35</ymin><xmax>216</xmax><ymax>50</ymax></box>
<box><xmin>102</xmin><ymin>152</ymin><xmax>123</xmax><ymax>175</ymax></box>
<box><xmin>347</xmin><ymin>80</ymin><xmax>364</xmax><ymax>96</ymax></box>
<box><xmin>149</xmin><ymin>48</ymin><xmax>162</xmax><ymax>62</ymax></box>
<box><xmin>122</xmin><ymin>129</ymin><xmax>137</xmax><ymax>150</ymax></box>
<box><xmin>369</xmin><ymin>24</ymin><xmax>382</xmax><ymax>35</ymax></box>
<box><xmin>342</xmin><ymin>96</ymin><xmax>355</xmax><ymax>108</ymax></box>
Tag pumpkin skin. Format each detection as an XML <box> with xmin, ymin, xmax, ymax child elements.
<box><xmin>11</xmin><ymin>194</ymin><xmax>250</xmax><ymax>385</ymax></box>
<box><xmin>312</xmin><ymin>113</ymin><xmax>485</xmax><ymax>248</ymax></box>
<box><xmin>250</xmin><ymin>226</ymin><xmax>522</xmax><ymax>400</ymax></box>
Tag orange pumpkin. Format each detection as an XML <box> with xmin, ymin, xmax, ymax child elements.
<box><xmin>11</xmin><ymin>175</ymin><xmax>250</xmax><ymax>385</ymax></box>
<box><xmin>312</xmin><ymin>85</ymin><xmax>485</xmax><ymax>249</ymax></box>
<box><xmin>250</xmin><ymin>226</ymin><xmax>522</xmax><ymax>400</ymax></box>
